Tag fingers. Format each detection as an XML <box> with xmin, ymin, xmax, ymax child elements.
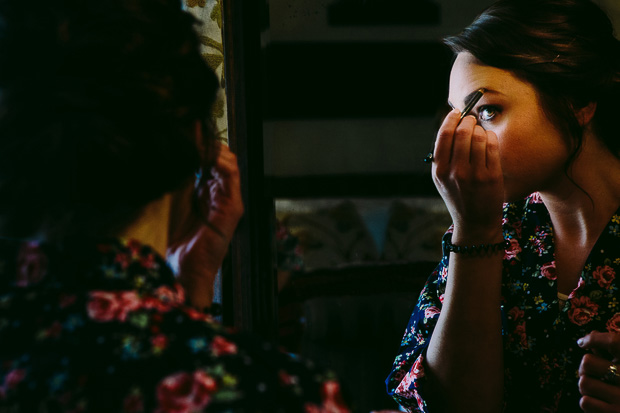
<box><xmin>579</xmin><ymin>375</ymin><xmax>620</xmax><ymax>405</ymax></box>
<box><xmin>580</xmin><ymin>353</ymin><xmax>620</xmax><ymax>381</ymax></box>
<box><xmin>485</xmin><ymin>130</ymin><xmax>501</xmax><ymax>174</ymax></box>
<box><xmin>434</xmin><ymin>112</ymin><xmax>489</xmax><ymax>169</ymax></box>
<box><xmin>209</xmin><ymin>144</ymin><xmax>241</xmax><ymax>195</ymax></box>
<box><xmin>451</xmin><ymin>116</ymin><xmax>477</xmax><ymax>165</ymax></box>
<box><xmin>579</xmin><ymin>353</ymin><xmax>620</xmax><ymax>411</ymax></box>
<box><xmin>469</xmin><ymin>124</ymin><xmax>488</xmax><ymax>167</ymax></box>
<box><xmin>434</xmin><ymin>108</ymin><xmax>461</xmax><ymax>167</ymax></box>
<box><xmin>580</xmin><ymin>395</ymin><xmax>620</xmax><ymax>413</ymax></box>
<box><xmin>580</xmin><ymin>332</ymin><xmax>620</xmax><ymax>361</ymax></box>
<box><xmin>212</xmin><ymin>143</ymin><xmax>238</xmax><ymax>178</ymax></box>
<box><xmin>431</xmin><ymin>107</ymin><xmax>503</xmax><ymax>233</ymax></box>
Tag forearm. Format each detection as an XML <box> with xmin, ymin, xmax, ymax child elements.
<box><xmin>425</xmin><ymin>231</ymin><xmax>504</xmax><ymax>413</ymax></box>
<box><xmin>179</xmin><ymin>271</ymin><xmax>216</xmax><ymax>309</ymax></box>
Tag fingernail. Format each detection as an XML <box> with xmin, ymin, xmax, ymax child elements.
<box><xmin>577</xmin><ymin>338</ymin><xmax>584</xmax><ymax>347</ymax></box>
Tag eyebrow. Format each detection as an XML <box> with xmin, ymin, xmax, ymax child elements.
<box><xmin>447</xmin><ymin>88</ymin><xmax>502</xmax><ymax>111</ymax></box>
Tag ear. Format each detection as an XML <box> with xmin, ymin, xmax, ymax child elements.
<box><xmin>576</xmin><ymin>102</ymin><xmax>597</xmax><ymax>126</ymax></box>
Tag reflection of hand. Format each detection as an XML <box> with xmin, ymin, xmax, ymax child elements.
<box><xmin>432</xmin><ymin>109</ymin><xmax>504</xmax><ymax>242</ymax></box>
<box><xmin>198</xmin><ymin>142</ymin><xmax>244</xmax><ymax>244</ymax></box>
<box><xmin>168</xmin><ymin>143</ymin><xmax>244</xmax><ymax>309</ymax></box>
<box><xmin>577</xmin><ymin>331</ymin><xmax>620</xmax><ymax>412</ymax></box>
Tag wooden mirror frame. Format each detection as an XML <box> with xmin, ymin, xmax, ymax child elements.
<box><xmin>220</xmin><ymin>0</ymin><xmax>278</xmax><ymax>340</ymax></box>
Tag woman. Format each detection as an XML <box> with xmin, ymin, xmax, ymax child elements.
<box><xmin>0</xmin><ymin>0</ymin><xmax>351</xmax><ymax>412</ymax></box>
<box><xmin>386</xmin><ymin>0</ymin><xmax>620</xmax><ymax>412</ymax></box>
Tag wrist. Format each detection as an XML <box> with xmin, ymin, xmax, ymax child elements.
<box><xmin>443</xmin><ymin>232</ymin><xmax>507</xmax><ymax>257</ymax></box>
<box><xmin>451</xmin><ymin>224</ymin><xmax>503</xmax><ymax>245</ymax></box>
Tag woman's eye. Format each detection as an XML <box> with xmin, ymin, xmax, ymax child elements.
<box><xmin>477</xmin><ymin>105</ymin><xmax>500</xmax><ymax>122</ymax></box>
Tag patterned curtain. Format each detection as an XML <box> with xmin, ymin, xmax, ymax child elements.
<box><xmin>184</xmin><ymin>0</ymin><xmax>229</xmax><ymax>145</ymax></box>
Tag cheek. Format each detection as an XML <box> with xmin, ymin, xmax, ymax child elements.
<box><xmin>490</xmin><ymin>126</ymin><xmax>531</xmax><ymax>170</ymax></box>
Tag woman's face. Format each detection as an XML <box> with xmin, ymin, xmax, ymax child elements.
<box><xmin>448</xmin><ymin>52</ymin><xmax>571</xmax><ymax>201</ymax></box>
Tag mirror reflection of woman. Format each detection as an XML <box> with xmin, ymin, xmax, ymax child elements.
<box><xmin>0</xmin><ymin>1</ymin><xmax>352</xmax><ymax>412</ymax></box>
<box><xmin>386</xmin><ymin>0</ymin><xmax>620</xmax><ymax>412</ymax></box>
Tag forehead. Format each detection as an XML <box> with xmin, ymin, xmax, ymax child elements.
<box><xmin>448</xmin><ymin>52</ymin><xmax>537</xmax><ymax>105</ymax></box>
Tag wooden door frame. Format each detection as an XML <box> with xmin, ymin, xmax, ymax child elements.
<box><xmin>220</xmin><ymin>0</ymin><xmax>278</xmax><ymax>340</ymax></box>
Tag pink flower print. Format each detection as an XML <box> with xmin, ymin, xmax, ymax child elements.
<box><xmin>87</xmin><ymin>291</ymin><xmax>121</xmax><ymax>322</ymax></box>
<box><xmin>181</xmin><ymin>307</ymin><xmax>213</xmax><ymax>322</ymax></box>
<box><xmin>529</xmin><ymin>192</ymin><xmax>543</xmax><ymax>203</ymax></box>
<box><xmin>154</xmin><ymin>285</ymin><xmax>184</xmax><ymax>306</ymax></box>
<box><xmin>395</xmin><ymin>356</ymin><xmax>426</xmax><ymax>400</ymax></box>
<box><xmin>414</xmin><ymin>390</ymin><xmax>426</xmax><ymax>411</ymax></box>
<box><xmin>127</xmin><ymin>239</ymin><xmax>142</xmax><ymax>257</ymax></box>
<box><xmin>210</xmin><ymin>336</ymin><xmax>238</xmax><ymax>356</ymax></box>
<box><xmin>568</xmin><ymin>278</ymin><xmax>585</xmax><ymax>300</ymax></box>
<box><xmin>143</xmin><ymin>285</ymin><xmax>184</xmax><ymax>313</ymax></box>
<box><xmin>156</xmin><ymin>371</ymin><xmax>216</xmax><ymax>413</ymax></box>
<box><xmin>151</xmin><ymin>334</ymin><xmax>169</xmax><ymax>351</ymax></box>
<box><xmin>540</xmin><ymin>262</ymin><xmax>556</xmax><ymax>281</ymax></box>
<box><xmin>411</xmin><ymin>355</ymin><xmax>425</xmax><ymax>380</ymax></box>
<box><xmin>118</xmin><ymin>291</ymin><xmax>142</xmax><ymax>320</ymax></box>
<box><xmin>142</xmin><ymin>297</ymin><xmax>172</xmax><ymax>313</ymax></box>
<box><xmin>87</xmin><ymin>291</ymin><xmax>141</xmax><ymax>322</ymax></box>
<box><xmin>424</xmin><ymin>306</ymin><xmax>441</xmax><ymax>320</ymax></box>
<box><xmin>504</xmin><ymin>239</ymin><xmax>521</xmax><ymax>260</ymax></box>
<box><xmin>4</xmin><ymin>369</ymin><xmax>26</xmax><ymax>390</ymax></box>
<box><xmin>593</xmin><ymin>265</ymin><xmax>616</xmax><ymax>289</ymax></box>
<box><xmin>568</xmin><ymin>296</ymin><xmax>599</xmax><ymax>326</ymax></box>
<box><xmin>16</xmin><ymin>241</ymin><xmax>48</xmax><ymax>287</ymax></box>
<box><xmin>514</xmin><ymin>323</ymin><xmax>529</xmax><ymax>349</ymax></box>
<box><xmin>114</xmin><ymin>252</ymin><xmax>131</xmax><ymax>270</ymax></box>
<box><xmin>439</xmin><ymin>266</ymin><xmax>448</xmax><ymax>282</ymax></box>
<box><xmin>607</xmin><ymin>313</ymin><xmax>620</xmax><ymax>333</ymax></box>
<box><xmin>319</xmin><ymin>380</ymin><xmax>351</xmax><ymax>413</ymax></box>
<box><xmin>508</xmin><ymin>306</ymin><xmax>524</xmax><ymax>321</ymax></box>
<box><xmin>278</xmin><ymin>370</ymin><xmax>298</xmax><ymax>386</ymax></box>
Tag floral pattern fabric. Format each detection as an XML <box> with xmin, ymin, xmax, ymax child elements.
<box><xmin>0</xmin><ymin>238</ymin><xmax>350</xmax><ymax>412</ymax></box>
<box><xmin>386</xmin><ymin>193</ymin><xmax>620</xmax><ymax>412</ymax></box>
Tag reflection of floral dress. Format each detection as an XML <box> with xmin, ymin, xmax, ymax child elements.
<box><xmin>276</xmin><ymin>219</ymin><xmax>304</xmax><ymax>273</ymax></box>
<box><xmin>386</xmin><ymin>193</ymin><xmax>620</xmax><ymax>413</ymax></box>
<box><xmin>0</xmin><ymin>238</ymin><xmax>350</xmax><ymax>412</ymax></box>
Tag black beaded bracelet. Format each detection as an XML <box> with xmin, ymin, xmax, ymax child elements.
<box><xmin>442</xmin><ymin>233</ymin><xmax>509</xmax><ymax>256</ymax></box>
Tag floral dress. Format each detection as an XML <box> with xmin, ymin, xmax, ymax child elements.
<box><xmin>0</xmin><ymin>238</ymin><xmax>350</xmax><ymax>413</ymax></box>
<box><xmin>386</xmin><ymin>193</ymin><xmax>620</xmax><ymax>412</ymax></box>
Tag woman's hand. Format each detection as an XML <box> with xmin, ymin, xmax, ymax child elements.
<box><xmin>432</xmin><ymin>109</ymin><xmax>504</xmax><ymax>242</ymax></box>
<box><xmin>167</xmin><ymin>143</ymin><xmax>244</xmax><ymax>309</ymax></box>
<box><xmin>196</xmin><ymin>142</ymin><xmax>245</xmax><ymax>245</ymax></box>
<box><xmin>578</xmin><ymin>331</ymin><xmax>620</xmax><ymax>412</ymax></box>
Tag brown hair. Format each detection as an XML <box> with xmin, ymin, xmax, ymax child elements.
<box><xmin>0</xmin><ymin>0</ymin><xmax>219</xmax><ymax>241</ymax></box>
<box><xmin>445</xmin><ymin>0</ymin><xmax>620</xmax><ymax>163</ymax></box>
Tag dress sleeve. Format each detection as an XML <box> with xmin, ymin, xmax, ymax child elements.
<box><xmin>385</xmin><ymin>247</ymin><xmax>449</xmax><ymax>413</ymax></box>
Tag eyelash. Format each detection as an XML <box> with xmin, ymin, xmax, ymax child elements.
<box><xmin>476</xmin><ymin>105</ymin><xmax>501</xmax><ymax>122</ymax></box>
